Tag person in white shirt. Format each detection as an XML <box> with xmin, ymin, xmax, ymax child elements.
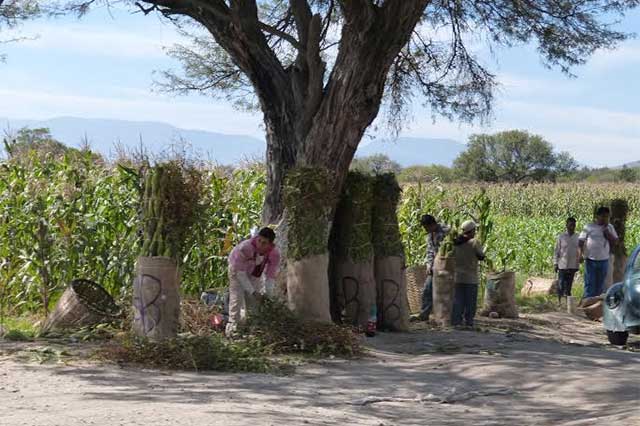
<box><xmin>553</xmin><ymin>217</ymin><xmax>580</xmax><ymax>303</ymax></box>
<box><xmin>578</xmin><ymin>207</ymin><xmax>619</xmax><ymax>299</ymax></box>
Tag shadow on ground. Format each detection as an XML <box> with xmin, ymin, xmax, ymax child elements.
<box><xmin>2</xmin><ymin>312</ymin><xmax>640</xmax><ymax>426</ymax></box>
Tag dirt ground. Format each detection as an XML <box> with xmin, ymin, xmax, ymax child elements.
<box><xmin>1</xmin><ymin>312</ymin><xmax>639</xmax><ymax>426</ymax></box>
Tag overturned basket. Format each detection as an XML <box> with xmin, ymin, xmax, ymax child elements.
<box><xmin>405</xmin><ymin>265</ymin><xmax>427</xmax><ymax>314</ymax></box>
<box><xmin>43</xmin><ymin>279</ymin><xmax>121</xmax><ymax>332</ymax></box>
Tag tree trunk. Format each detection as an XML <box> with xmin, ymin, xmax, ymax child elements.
<box><xmin>257</xmin><ymin>13</ymin><xmax>424</xmax><ymax>319</ymax></box>
<box><xmin>262</xmin><ymin>122</ymin><xmax>299</xmax><ymax>225</ymax></box>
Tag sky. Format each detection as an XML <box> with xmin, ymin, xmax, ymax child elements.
<box><xmin>1</xmin><ymin>4</ymin><xmax>639</xmax><ymax>167</ymax></box>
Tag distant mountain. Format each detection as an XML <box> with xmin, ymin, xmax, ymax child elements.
<box><xmin>356</xmin><ymin>137</ymin><xmax>465</xmax><ymax>167</ymax></box>
<box><xmin>1</xmin><ymin>116</ymin><xmax>465</xmax><ymax>166</ymax></box>
<box><xmin>1</xmin><ymin>116</ymin><xmax>266</xmax><ymax>164</ymax></box>
<box><xmin>622</xmin><ymin>161</ymin><xmax>640</xmax><ymax>168</ymax></box>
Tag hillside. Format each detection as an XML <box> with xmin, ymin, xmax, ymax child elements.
<box><xmin>1</xmin><ymin>116</ymin><xmax>465</xmax><ymax>166</ymax></box>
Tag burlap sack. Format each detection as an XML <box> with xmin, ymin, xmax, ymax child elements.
<box><xmin>132</xmin><ymin>256</ymin><xmax>180</xmax><ymax>340</ymax></box>
<box><xmin>334</xmin><ymin>257</ymin><xmax>376</xmax><ymax>328</ymax></box>
<box><xmin>375</xmin><ymin>256</ymin><xmax>409</xmax><ymax>331</ymax></box>
<box><xmin>287</xmin><ymin>253</ymin><xmax>332</xmax><ymax>322</ymax></box>
<box><xmin>432</xmin><ymin>255</ymin><xmax>455</xmax><ymax>326</ymax></box>
<box><xmin>482</xmin><ymin>271</ymin><xmax>518</xmax><ymax>319</ymax></box>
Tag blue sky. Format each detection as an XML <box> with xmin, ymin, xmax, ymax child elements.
<box><xmin>1</xmin><ymin>4</ymin><xmax>639</xmax><ymax>167</ymax></box>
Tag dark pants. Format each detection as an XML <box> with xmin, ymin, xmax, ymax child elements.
<box><xmin>584</xmin><ymin>259</ymin><xmax>608</xmax><ymax>298</ymax></box>
<box><xmin>419</xmin><ymin>275</ymin><xmax>433</xmax><ymax>319</ymax></box>
<box><xmin>452</xmin><ymin>283</ymin><xmax>478</xmax><ymax>327</ymax></box>
<box><xmin>557</xmin><ymin>269</ymin><xmax>578</xmax><ymax>299</ymax></box>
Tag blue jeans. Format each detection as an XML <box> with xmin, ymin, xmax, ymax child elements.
<box><xmin>420</xmin><ymin>275</ymin><xmax>433</xmax><ymax>319</ymax></box>
<box><xmin>452</xmin><ymin>283</ymin><xmax>478</xmax><ymax>327</ymax></box>
<box><xmin>584</xmin><ymin>259</ymin><xmax>608</xmax><ymax>298</ymax></box>
<box><xmin>557</xmin><ymin>269</ymin><xmax>578</xmax><ymax>299</ymax></box>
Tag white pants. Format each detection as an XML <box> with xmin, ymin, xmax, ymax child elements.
<box><xmin>227</xmin><ymin>269</ymin><xmax>265</xmax><ymax>327</ymax></box>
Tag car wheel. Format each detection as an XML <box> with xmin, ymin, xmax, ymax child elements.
<box><xmin>606</xmin><ymin>330</ymin><xmax>629</xmax><ymax>346</ymax></box>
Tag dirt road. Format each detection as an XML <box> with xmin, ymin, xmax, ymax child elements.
<box><xmin>1</xmin><ymin>313</ymin><xmax>639</xmax><ymax>426</ymax></box>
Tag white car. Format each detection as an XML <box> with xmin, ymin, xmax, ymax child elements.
<box><xmin>603</xmin><ymin>245</ymin><xmax>640</xmax><ymax>345</ymax></box>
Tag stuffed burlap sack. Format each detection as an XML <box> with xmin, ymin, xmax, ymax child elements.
<box><xmin>334</xmin><ymin>257</ymin><xmax>376</xmax><ymax>329</ymax></box>
<box><xmin>432</xmin><ymin>255</ymin><xmax>455</xmax><ymax>326</ymax></box>
<box><xmin>375</xmin><ymin>256</ymin><xmax>409</xmax><ymax>331</ymax></box>
<box><xmin>481</xmin><ymin>271</ymin><xmax>518</xmax><ymax>319</ymax></box>
<box><xmin>287</xmin><ymin>253</ymin><xmax>332</xmax><ymax>322</ymax></box>
<box><xmin>132</xmin><ymin>256</ymin><xmax>180</xmax><ymax>340</ymax></box>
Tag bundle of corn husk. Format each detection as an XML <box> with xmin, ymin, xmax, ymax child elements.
<box><xmin>141</xmin><ymin>161</ymin><xmax>205</xmax><ymax>260</ymax></box>
<box><xmin>331</xmin><ymin>172</ymin><xmax>376</xmax><ymax>329</ymax></box>
<box><xmin>283</xmin><ymin>167</ymin><xmax>335</xmax><ymax>322</ymax></box>
<box><xmin>133</xmin><ymin>161</ymin><xmax>205</xmax><ymax>340</ymax></box>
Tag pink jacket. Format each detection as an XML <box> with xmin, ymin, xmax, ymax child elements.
<box><xmin>228</xmin><ymin>236</ymin><xmax>280</xmax><ymax>280</ymax></box>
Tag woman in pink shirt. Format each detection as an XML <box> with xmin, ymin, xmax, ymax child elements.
<box><xmin>226</xmin><ymin>227</ymin><xmax>280</xmax><ymax>336</ymax></box>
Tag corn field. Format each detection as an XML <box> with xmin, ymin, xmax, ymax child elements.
<box><xmin>398</xmin><ymin>182</ymin><xmax>640</xmax><ymax>274</ymax></box>
<box><xmin>0</xmin><ymin>152</ymin><xmax>264</xmax><ymax>315</ymax></box>
<box><xmin>1</xmin><ymin>152</ymin><xmax>639</xmax><ymax>315</ymax></box>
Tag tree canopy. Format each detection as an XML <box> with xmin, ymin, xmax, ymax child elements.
<box><xmin>66</xmin><ymin>0</ymin><xmax>640</xmax><ymax>128</ymax></box>
<box><xmin>60</xmin><ymin>0</ymin><xmax>640</xmax><ymax>223</ymax></box>
<box><xmin>454</xmin><ymin>130</ymin><xmax>578</xmax><ymax>183</ymax></box>
<box><xmin>618</xmin><ymin>166</ymin><xmax>639</xmax><ymax>183</ymax></box>
<box><xmin>350</xmin><ymin>154</ymin><xmax>401</xmax><ymax>176</ymax></box>
<box><xmin>2</xmin><ymin>127</ymin><xmax>101</xmax><ymax>162</ymax></box>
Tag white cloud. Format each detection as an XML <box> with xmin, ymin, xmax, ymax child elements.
<box><xmin>6</xmin><ymin>22</ymin><xmax>186</xmax><ymax>59</ymax></box>
<box><xmin>480</xmin><ymin>101</ymin><xmax>639</xmax><ymax>166</ymax></box>
<box><xmin>589</xmin><ymin>41</ymin><xmax>640</xmax><ymax>70</ymax></box>
<box><xmin>500</xmin><ymin>100</ymin><xmax>640</xmax><ymax>141</ymax></box>
<box><xmin>495</xmin><ymin>74</ymin><xmax>579</xmax><ymax>99</ymax></box>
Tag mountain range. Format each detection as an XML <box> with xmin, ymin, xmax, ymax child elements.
<box><xmin>0</xmin><ymin>116</ymin><xmax>465</xmax><ymax>167</ymax></box>
<box><xmin>622</xmin><ymin>161</ymin><xmax>640</xmax><ymax>169</ymax></box>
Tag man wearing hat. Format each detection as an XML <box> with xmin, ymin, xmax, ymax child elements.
<box><xmin>452</xmin><ymin>220</ymin><xmax>485</xmax><ymax>327</ymax></box>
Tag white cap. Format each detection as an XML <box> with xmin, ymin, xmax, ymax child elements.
<box><xmin>461</xmin><ymin>220</ymin><xmax>477</xmax><ymax>234</ymax></box>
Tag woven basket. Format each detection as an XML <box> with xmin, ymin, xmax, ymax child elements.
<box><xmin>43</xmin><ymin>279</ymin><xmax>120</xmax><ymax>332</ymax></box>
<box><xmin>405</xmin><ymin>265</ymin><xmax>427</xmax><ymax>314</ymax></box>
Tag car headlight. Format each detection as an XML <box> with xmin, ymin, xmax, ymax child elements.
<box><xmin>606</xmin><ymin>289</ymin><xmax>623</xmax><ymax>309</ymax></box>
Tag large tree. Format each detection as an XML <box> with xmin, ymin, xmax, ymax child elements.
<box><xmin>65</xmin><ymin>0</ymin><xmax>639</xmax><ymax>224</ymax></box>
<box><xmin>350</xmin><ymin>153</ymin><xmax>401</xmax><ymax>175</ymax></box>
<box><xmin>454</xmin><ymin>130</ymin><xmax>578</xmax><ymax>183</ymax></box>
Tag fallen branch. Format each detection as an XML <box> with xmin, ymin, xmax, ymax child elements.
<box><xmin>348</xmin><ymin>387</ymin><xmax>515</xmax><ymax>406</ymax></box>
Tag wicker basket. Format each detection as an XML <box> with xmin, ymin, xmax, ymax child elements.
<box><xmin>43</xmin><ymin>279</ymin><xmax>120</xmax><ymax>332</ymax></box>
<box><xmin>405</xmin><ymin>265</ymin><xmax>427</xmax><ymax>314</ymax></box>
